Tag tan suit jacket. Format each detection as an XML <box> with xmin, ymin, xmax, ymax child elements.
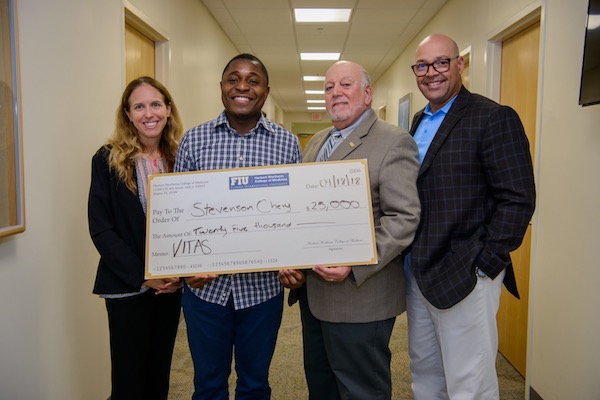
<box><xmin>301</xmin><ymin>109</ymin><xmax>420</xmax><ymax>323</ymax></box>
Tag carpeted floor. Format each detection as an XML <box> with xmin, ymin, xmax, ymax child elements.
<box><xmin>169</xmin><ymin>290</ymin><xmax>525</xmax><ymax>399</ymax></box>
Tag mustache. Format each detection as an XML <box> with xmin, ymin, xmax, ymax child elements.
<box><xmin>422</xmin><ymin>76</ymin><xmax>446</xmax><ymax>84</ymax></box>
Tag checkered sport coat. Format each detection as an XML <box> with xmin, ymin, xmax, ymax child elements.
<box><xmin>409</xmin><ymin>86</ymin><xmax>536</xmax><ymax>309</ymax></box>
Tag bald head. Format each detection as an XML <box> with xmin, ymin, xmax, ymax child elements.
<box><xmin>326</xmin><ymin>61</ymin><xmax>371</xmax><ymax>89</ymax></box>
<box><xmin>414</xmin><ymin>34</ymin><xmax>464</xmax><ymax>113</ymax></box>
<box><xmin>417</xmin><ymin>34</ymin><xmax>460</xmax><ymax>56</ymax></box>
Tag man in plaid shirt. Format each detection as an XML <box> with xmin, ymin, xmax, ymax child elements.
<box><xmin>174</xmin><ymin>53</ymin><xmax>302</xmax><ymax>400</ymax></box>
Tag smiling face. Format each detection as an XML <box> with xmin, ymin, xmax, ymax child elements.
<box><xmin>125</xmin><ymin>83</ymin><xmax>171</xmax><ymax>147</ymax></box>
<box><xmin>221</xmin><ymin>58</ymin><xmax>270</xmax><ymax>133</ymax></box>
<box><xmin>414</xmin><ymin>34</ymin><xmax>464</xmax><ymax>113</ymax></box>
<box><xmin>324</xmin><ymin>61</ymin><xmax>372</xmax><ymax>130</ymax></box>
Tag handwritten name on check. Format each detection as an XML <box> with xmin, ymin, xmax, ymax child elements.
<box><xmin>145</xmin><ymin>159</ymin><xmax>377</xmax><ymax>278</ymax></box>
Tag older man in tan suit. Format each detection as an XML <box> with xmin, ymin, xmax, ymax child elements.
<box><xmin>280</xmin><ymin>61</ymin><xmax>420</xmax><ymax>399</ymax></box>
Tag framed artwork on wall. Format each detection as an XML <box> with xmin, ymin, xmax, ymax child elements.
<box><xmin>398</xmin><ymin>93</ymin><xmax>411</xmax><ymax>132</ymax></box>
<box><xmin>0</xmin><ymin>0</ymin><xmax>25</xmax><ymax>238</ymax></box>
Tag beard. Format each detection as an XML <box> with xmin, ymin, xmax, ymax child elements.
<box><xmin>327</xmin><ymin>104</ymin><xmax>361</xmax><ymax>123</ymax></box>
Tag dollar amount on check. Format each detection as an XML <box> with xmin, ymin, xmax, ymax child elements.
<box><xmin>145</xmin><ymin>159</ymin><xmax>377</xmax><ymax>278</ymax></box>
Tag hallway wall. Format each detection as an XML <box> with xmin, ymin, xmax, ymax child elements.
<box><xmin>0</xmin><ymin>0</ymin><xmax>239</xmax><ymax>398</ymax></box>
<box><xmin>372</xmin><ymin>0</ymin><xmax>600</xmax><ymax>398</ymax></box>
<box><xmin>1</xmin><ymin>0</ymin><xmax>599</xmax><ymax>399</ymax></box>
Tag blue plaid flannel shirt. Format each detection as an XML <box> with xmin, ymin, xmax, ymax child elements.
<box><xmin>174</xmin><ymin>111</ymin><xmax>302</xmax><ymax>309</ymax></box>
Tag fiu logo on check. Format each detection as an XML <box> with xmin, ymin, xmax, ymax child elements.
<box><xmin>229</xmin><ymin>176</ymin><xmax>250</xmax><ymax>187</ymax></box>
<box><xmin>229</xmin><ymin>173</ymin><xmax>290</xmax><ymax>190</ymax></box>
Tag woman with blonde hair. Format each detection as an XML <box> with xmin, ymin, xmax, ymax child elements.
<box><xmin>88</xmin><ymin>76</ymin><xmax>183</xmax><ymax>400</ymax></box>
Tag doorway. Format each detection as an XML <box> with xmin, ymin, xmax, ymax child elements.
<box><xmin>125</xmin><ymin>22</ymin><xmax>155</xmax><ymax>83</ymax></box>
<box><xmin>123</xmin><ymin>4</ymin><xmax>169</xmax><ymax>86</ymax></box>
<box><xmin>494</xmin><ymin>13</ymin><xmax>541</xmax><ymax>378</ymax></box>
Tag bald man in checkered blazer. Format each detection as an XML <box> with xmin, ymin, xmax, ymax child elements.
<box><xmin>405</xmin><ymin>34</ymin><xmax>536</xmax><ymax>400</ymax></box>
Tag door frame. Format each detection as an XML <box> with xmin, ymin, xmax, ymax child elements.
<box><xmin>485</xmin><ymin>2</ymin><xmax>544</xmax><ymax>394</ymax></box>
<box><xmin>486</xmin><ymin>4</ymin><xmax>543</xmax><ymax>105</ymax></box>
<box><xmin>460</xmin><ymin>46</ymin><xmax>471</xmax><ymax>90</ymax></box>
<box><xmin>123</xmin><ymin>1</ymin><xmax>170</xmax><ymax>86</ymax></box>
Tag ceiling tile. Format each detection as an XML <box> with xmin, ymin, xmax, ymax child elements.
<box><xmin>201</xmin><ymin>0</ymin><xmax>447</xmax><ymax>113</ymax></box>
<box><xmin>222</xmin><ymin>0</ymin><xmax>290</xmax><ymax>9</ymax></box>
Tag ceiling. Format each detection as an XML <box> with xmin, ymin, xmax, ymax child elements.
<box><xmin>201</xmin><ymin>0</ymin><xmax>447</xmax><ymax>113</ymax></box>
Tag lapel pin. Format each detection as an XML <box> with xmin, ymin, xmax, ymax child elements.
<box><xmin>349</xmin><ymin>142</ymin><xmax>355</xmax><ymax>148</ymax></box>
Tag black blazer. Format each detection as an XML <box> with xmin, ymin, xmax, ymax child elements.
<box><xmin>409</xmin><ymin>86</ymin><xmax>536</xmax><ymax>309</ymax></box>
<box><xmin>88</xmin><ymin>147</ymin><xmax>147</xmax><ymax>294</ymax></box>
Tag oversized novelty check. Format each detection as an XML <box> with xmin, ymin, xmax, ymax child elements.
<box><xmin>145</xmin><ymin>159</ymin><xmax>377</xmax><ymax>278</ymax></box>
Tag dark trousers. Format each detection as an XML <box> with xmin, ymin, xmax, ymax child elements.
<box><xmin>299</xmin><ymin>286</ymin><xmax>396</xmax><ymax>400</ymax></box>
<box><xmin>105</xmin><ymin>289</ymin><xmax>182</xmax><ymax>400</ymax></box>
<box><xmin>182</xmin><ymin>285</ymin><xmax>283</xmax><ymax>400</ymax></box>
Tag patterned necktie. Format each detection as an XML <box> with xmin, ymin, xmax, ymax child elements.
<box><xmin>318</xmin><ymin>130</ymin><xmax>342</xmax><ymax>161</ymax></box>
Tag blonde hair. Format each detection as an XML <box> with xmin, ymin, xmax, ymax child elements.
<box><xmin>105</xmin><ymin>76</ymin><xmax>183</xmax><ymax>193</ymax></box>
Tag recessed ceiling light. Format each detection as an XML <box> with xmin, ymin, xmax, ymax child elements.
<box><xmin>300</xmin><ymin>53</ymin><xmax>340</xmax><ymax>61</ymax></box>
<box><xmin>308</xmin><ymin>106</ymin><xmax>326</xmax><ymax>110</ymax></box>
<box><xmin>305</xmin><ymin>90</ymin><xmax>325</xmax><ymax>95</ymax></box>
<box><xmin>303</xmin><ymin>76</ymin><xmax>326</xmax><ymax>81</ymax></box>
<box><xmin>307</xmin><ymin>100</ymin><xmax>325</xmax><ymax>104</ymax></box>
<box><xmin>294</xmin><ymin>8</ymin><xmax>352</xmax><ymax>23</ymax></box>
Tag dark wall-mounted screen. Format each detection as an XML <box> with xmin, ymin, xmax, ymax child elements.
<box><xmin>579</xmin><ymin>0</ymin><xmax>600</xmax><ymax>106</ymax></box>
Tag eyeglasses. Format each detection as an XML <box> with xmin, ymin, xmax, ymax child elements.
<box><xmin>411</xmin><ymin>56</ymin><xmax>459</xmax><ymax>77</ymax></box>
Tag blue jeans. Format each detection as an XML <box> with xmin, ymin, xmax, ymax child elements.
<box><xmin>182</xmin><ymin>285</ymin><xmax>283</xmax><ymax>400</ymax></box>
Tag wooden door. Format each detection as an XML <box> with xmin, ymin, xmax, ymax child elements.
<box><xmin>496</xmin><ymin>21</ymin><xmax>539</xmax><ymax>377</ymax></box>
<box><xmin>0</xmin><ymin>1</ymin><xmax>16</xmax><ymax>228</ymax></box>
<box><xmin>462</xmin><ymin>52</ymin><xmax>470</xmax><ymax>90</ymax></box>
<box><xmin>125</xmin><ymin>22</ymin><xmax>155</xmax><ymax>84</ymax></box>
<box><xmin>0</xmin><ymin>80</ymin><xmax>17</xmax><ymax>227</ymax></box>
<box><xmin>378</xmin><ymin>105</ymin><xmax>387</xmax><ymax>120</ymax></box>
<box><xmin>297</xmin><ymin>133</ymin><xmax>313</xmax><ymax>150</ymax></box>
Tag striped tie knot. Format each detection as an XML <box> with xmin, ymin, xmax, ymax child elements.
<box><xmin>319</xmin><ymin>130</ymin><xmax>342</xmax><ymax>161</ymax></box>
